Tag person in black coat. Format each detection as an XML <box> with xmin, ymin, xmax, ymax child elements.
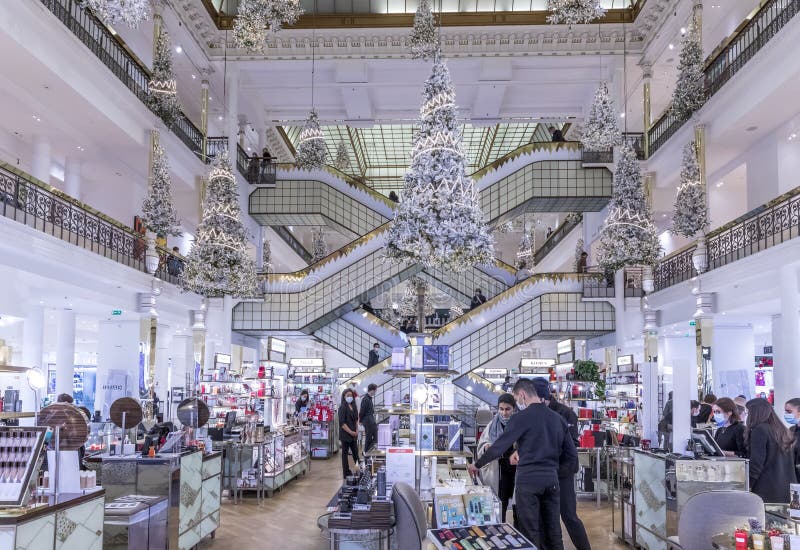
<box><xmin>545</xmin><ymin>389</ymin><xmax>591</xmax><ymax>550</ymax></box>
<box><xmin>745</xmin><ymin>398</ymin><xmax>798</xmax><ymax>503</ymax></box>
<box><xmin>696</xmin><ymin>393</ymin><xmax>716</xmax><ymax>424</ymax></box>
<box><xmin>712</xmin><ymin>397</ymin><xmax>746</xmax><ymax>457</ymax></box>
<box><xmin>470</xmin><ymin>288</ymin><xmax>487</xmax><ymax>310</ymax></box>
<box><xmin>359</xmin><ymin>384</ymin><xmax>378</xmax><ymax>453</ymax></box>
<box><xmin>367</xmin><ymin>343</ymin><xmax>381</xmax><ymax>368</ymax></box>
<box><xmin>549</xmin><ymin>126</ymin><xmax>565</xmax><ymax>142</ymax></box>
<box><xmin>784</xmin><ymin>397</ymin><xmax>800</xmax><ymax>479</ymax></box>
<box><xmin>339</xmin><ymin>389</ymin><xmax>360</xmax><ymax>478</ymax></box>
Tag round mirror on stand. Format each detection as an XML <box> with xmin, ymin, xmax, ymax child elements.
<box><xmin>176</xmin><ymin>398</ymin><xmax>210</xmax><ymax>429</ymax></box>
<box><xmin>109</xmin><ymin>397</ymin><xmax>143</xmax><ymax>430</ymax></box>
<box><xmin>38</xmin><ymin>403</ymin><xmax>89</xmax><ymax>451</ymax></box>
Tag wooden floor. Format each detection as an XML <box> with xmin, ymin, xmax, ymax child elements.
<box><xmin>199</xmin><ymin>454</ymin><xmax>627</xmax><ymax>550</ymax></box>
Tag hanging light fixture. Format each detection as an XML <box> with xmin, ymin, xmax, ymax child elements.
<box><xmin>294</xmin><ymin>3</ymin><xmax>327</xmax><ymax>170</ymax></box>
<box><xmin>83</xmin><ymin>0</ymin><xmax>151</xmax><ymax>28</ymax></box>
<box><xmin>233</xmin><ymin>0</ymin><xmax>304</xmax><ymax>53</ymax></box>
<box><xmin>546</xmin><ymin>0</ymin><xmax>606</xmax><ymax>26</ymax></box>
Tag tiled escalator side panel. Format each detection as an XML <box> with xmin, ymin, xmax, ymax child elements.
<box><xmin>314</xmin><ymin>318</ymin><xmax>393</xmax><ymax>366</ymax></box>
<box><xmin>421</xmin><ymin>266</ymin><xmax>507</xmax><ymax>302</ymax></box>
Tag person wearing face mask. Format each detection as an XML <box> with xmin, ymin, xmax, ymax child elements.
<box><xmin>469</xmin><ymin>378</ymin><xmax>576</xmax><ymax>550</ymax></box>
<box><xmin>690</xmin><ymin>400</ymin><xmax>701</xmax><ymax>428</ymax></box>
<box><xmin>339</xmin><ymin>389</ymin><xmax>360</xmax><ymax>478</ymax></box>
<box><xmin>477</xmin><ymin>393</ymin><xmax>518</xmax><ymax>525</ymax></box>
<box><xmin>745</xmin><ymin>398</ymin><xmax>798</xmax><ymax>503</ymax></box>
<box><xmin>295</xmin><ymin>389</ymin><xmax>311</xmax><ymax>415</ymax></box>
<box><xmin>359</xmin><ymin>384</ymin><xmax>378</xmax><ymax>453</ymax></box>
<box><xmin>712</xmin><ymin>397</ymin><xmax>746</xmax><ymax>457</ymax></box>
<box><xmin>784</xmin><ymin>398</ymin><xmax>800</xmax><ymax>479</ymax></box>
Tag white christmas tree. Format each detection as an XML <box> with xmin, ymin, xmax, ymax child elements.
<box><xmin>141</xmin><ymin>138</ymin><xmax>181</xmax><ymax>238</ymax></box>
<box><xmin>295</xmin><ymin>110</ymin><xmax>327</xmax><ymax>170</ymax></box>
<box><xmin>334</xmin><ymin>142</ymin><xmax>350</xmax><ymax>171</ymax></box>
<box><xmin>581</xmin><ymin>82</ymin><xmax>622</xmax><ymax>151</ymax></box>
<box><xmin>180</xmin><ymin>151</ymin><xmax>258</xmax><ymax>297</ymax></box>
<box><xmin>147</xmin><ymin>28</ymin><xmax>181</xmax><ymax>127</ymax></box>
<box><xmin>409</xmin><ymin>0</ymin><xmax>439</xmax><ymax>60</ymax></box>
<box><xmin>546</xmin><ymin>0</ymin><xmax>606</xmax><ymax>26</ymax></box>
<box><xmin>672</xmin><ymin>141</ymin><xmax>708</xmax><ymax>238</ymax></box>
<box><xmin>83</xmin><ymin>0</ymin><xmax>150</xmax><ymax>28</ymax></box>
<box><xmin>399</xmin><ymin>278</ymin><xmax>434</xmax><ymax>318</ymax></box>
<box><xmin>234</xmin><ymin>0</ymin><xmax>303</xmax><ymax>53</ymax></box>
<box><xmin>597</xmin><ymin>144</ymin><xmax>662</xmax><ymax>272</ymax></box>
<box><xmin>262</xmin><ymin>237</ymin><xmax>273</xmax><ymax>273</ymax></box>
<box><xmin>516</xmin><ymin>230</ymin><xmax>533</xmax><ymax>268</ymax></box>
<box><xmin>386</xmin><ymin>57</ymin><xmax>495</xmax><ymax>272</ymax></box>
<box><xmin>574</xmin><ymin>237</ymin><xmax>585</xmax><ymax>271</ymax></box>
<box><xmin>672</xmin><ymin>20</ymin><xmax>705</xmax><ymax>120</ymax></box>
<box><xmin>311</xmin><ymin>227</ymin><xmax>328</xmax><ymax>263</ymax></box>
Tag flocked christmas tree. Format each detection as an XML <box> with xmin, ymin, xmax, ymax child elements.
<box><xmin>262</xmin><ymin>237</ymin><xmax>273</xmax><ymax>273</ymax></box>
<box><xmin>672</xmin><ymin>141</ymin><xmax>708</xmax><ymax>238</ymax></box>
<box><xmin>311</xmin><ymin>227</ymin><xmax>329</xmax><ymax>263</ymax></box>
<box><xmin>141</xmin><ymin>135</ymin><xmax>181</xmax><ymax>238</ymax></box>
<box><xmin>147</xmin><ymin>28</ymin><xmax>181</xmax><ymax>127</ymax></box>
<box><xmin>386</xmin><ymin>57</ymin><xmax>495</xmax><ymax>272</ymax></box>
<box><xmin>409</xmin><ymin>0</ymin><xmax>439</xmax><ymax>60</ymax></box>
<box><xmin>83</xmin><ymin>0</ymin><xmax>150</xmax><ymax>28</ymax></box>
<box><xmin>180</xmin><ymin>151</ymin><xmax>258</xmax><ymax>297</ymax></box>
<box><xmin>295</xmin><ymin>110</ymin><xmax>327</xmax><ymax>170</ymax></box>
<box><xmin>546</xmin><ymin>0</ymin><xmax>606</xmax><ymax>26</ymax></box>
<box><xmin>399</xmin><ymin>278</ymin><xmax>434</xmax><ymax>318</ymax></box>
<box><xmin>233</xmin><ymin>0</ymin><xmax>303</xmax><ymax>53</ymax></box>
<box><xmin>672</xmin><ymin>20</ymin><xmax>705</xmax><ymax>120</ymax></box>
<box><xmin>581</xmin><ymin>82</ymin><xmax>622</xmax><ymax>151</ymax></box>
<box><xmin>597</xmin><ymin>144</ymin><xmax>661</xmax><ymax>272</ymax></box>
<box><xmin>334</xmin><ymin>142</ymin><xmax>351</xmax><ymax>171</ymax></box>
<box><xmin>516</xmin><ymin>230</ymin><xmax>533</xmax><ymax>268</ymax></box>
<box><xmin>574</xmin><ymin>237</ymin><xmax>585</xmax><ymax>271</ymax></box>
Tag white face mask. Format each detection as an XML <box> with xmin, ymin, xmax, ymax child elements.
<box><xmin>345</xmin><ymin>396</ymin><xmax>354</xmax><ymax>404</ymax></box>
<box><xmin>516</xmin><ymin>400</ymin><xmax>527</xmax><ymax>411</ymax></box>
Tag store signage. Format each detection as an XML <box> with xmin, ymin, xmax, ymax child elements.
<box><xmin>763</xmin><ymin>346</ymin><xmax>773</xmax><ymax>354</ymax></box>
<box><xmin>290</xmin><ymin>358</ymin><xmax>324</xmax><ymax>367</ymax></box>
<box><xmin>111</xmin><ymin>309</ymin><xmax>122</xmax><ymax>316</ymax></box>
<box><xmin>557</xmin><ymin>339</ymin><xmax>574</xmax><ymax>355</ymax></box>
<box><xmin>520</xmin><ymin>358</ymin><xmax>556</xmax><ymax>368</ymax></box>
<box><xmin>483</xmin><ymin>369</ymin><xmax>507</xmax><ymax>376</ymax></box>
<box><xmin>214</xmin><ymin>353</ymin><xmax>231</xmax><ymax>365</ymax></box>
<box><xmin>689</xmin><ymin>321</ymin><xmax>697</xmax><ymax>327</ymax></box>
<box><xmin>617</xmin><ymin>355</ymin><xmax>634</xmax><ymax>367</ymax></box>
<box><xmin>702</xmin><ymin>346</ymin><xmax>711</xmax><ymax>360</ymax></box>
<box><xmin>268</xmin><ymin>338</ymin><xmax>286</xmax><ymax>354</ymax></box>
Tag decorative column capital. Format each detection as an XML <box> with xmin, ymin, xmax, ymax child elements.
<box><xmin>640</xmin><ymin>62</ymin><xmax>653</xmax><ymax>80</ymax></box>
<box><xmin>643</xmin><ymin>309</ymin><xmax>659</xmax><ymax>333</ymax></box>
<box><xmin>191</xmin><ymin>309</ymin><xmax>206</xmax><ymax>330</ymax></box>
<box><xmin>692</xmin><ymin>291</ymin><xmax>714</xmax><ymax>319</ymax></box>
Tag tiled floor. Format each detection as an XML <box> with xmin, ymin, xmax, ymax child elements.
<box><xmin>199</xmin><ymin>455</ymin><xmax>627</xmax><ymax>549</ymax></box>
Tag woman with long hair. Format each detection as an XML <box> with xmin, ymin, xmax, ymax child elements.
<box><xmin>745</xmin><ymin>398</ymin><xmax>798</xmax><ymax>502</ymax></box>
<box><xmin>785</xmin><ymin>397</ymin><xmax>800</xmax><ymax>479</ymax></box>
<box><xmin>339</xmin><ymin>388</ymin><xmax>360</xmax><ymax>478</ymax></box>
<box><xmin>477</xmin><ymin>393</ymin><xmax>518</xmax><ymax>524</ymax></box>
<box><xmin>712</xmin><ymin>397</ymin><xmax>746</xmax><ymax>457</ymax></box>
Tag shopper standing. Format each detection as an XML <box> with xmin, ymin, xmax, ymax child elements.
<box><xmin>469</xmin><ymin>378</ymin><xmax>576</xmax><ymax>550</ymax></box>
<box><xmin>783</xmin><ymin>397</ymin><xmax>800</xmax><ymax>479</ymax></box>
<box><xmin>359</xmin><ymin>384</ymin><xmax>378</xmax><ymax>453</ymax></box>
<box><xmin>712</xmin><ymin>397</ymin><xmax>746</xmax><ymax>457</ymax></box>
<box><xmin>367</xmin><ymin>343</ymin><xmax>381</xmax><ymax>367</ymax></box>
<box><xmin>544</xmin><ymin>392</ymin><xmax>591</xmax><ymax>550</ymax></box>
<box><xmin>696</xmin><ymin>393</ymin><xmax>717</xmax><ymax>423</ymax></box>
<box><xmin>745</xmin><ymin>398</ymin><xmax>798</xmax><ymax>503</ymax></box>
<box><xmin>339</xmin><ymin>389</ymin><xmax>360</xmax><ymax>478</ymax></box>
<box><xmin>477</xmin><ymin>393</ymin><xmax>518</xmax><ymax>525</ymax></box>
<box><xmin>470</xmin><ymin>288</ymin><xmax>487</xmax><ymax>310</ymax></box>
<box><xmin>658</xmin><ymin>391</ymin><xmax>673</xmax><ymax>450</ymax></box>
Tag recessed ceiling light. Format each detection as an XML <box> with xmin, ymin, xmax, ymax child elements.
<box><xmin>175</xmin><ymin>45</ymin><xmax>183</xmax><ymax>53</ymax></box>
<box><xmin>620</xmin><ymin>113</ymin><xmax>625</xmax><ymax>118</ymax></box>
<box><xmin>662</xmin><ymin>213</ymin><xmax>667</xmax><ymax>218</ymax></box>
<box><xmin>716</xmin><ymin>181</ymin><xmax>724</xmax><ymax>187</ymax></box>
<box><xmin>208</xmin><ymin>96</ymin><xmax>212</xmax><ymax>101</ymax></box>
<box><xmin>680</xmin><ymin>27</ymin><xmax>686</xmax><ymax>35</ymax></box>
<box><xmin>668</xmin><ymin>43</ymin><xmax>674</xmax><ymax>50</ymax></box>
<box><xmin>789</xmin><ymin>133</ymin><xmax>797</xmax><ymax>141</ymax></box>
<box><xmin>191</xmin><ymin>74</ymin><xmax>196</xmax><ymax>79</ymax></box>
<box><xmin>218</xmin><ymin>115</ymin><xmax>223</xmax><ymax>121</ymax></box>
<box><xmin>32</xmin><ymin>115</ymin><xmax>41</xmax><ymax>122</ymax></box>
<box><xmin>247</xmin><ymin>146</ymin><xmax>251</xmax><ymax>151</ymax></box>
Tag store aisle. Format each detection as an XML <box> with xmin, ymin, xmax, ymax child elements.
<box><xmin>199</xmin><ymin>456</ymin><xmax>626</xmax><ymax>550</ymax></box>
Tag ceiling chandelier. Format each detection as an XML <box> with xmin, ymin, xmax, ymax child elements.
<box><xmin>294</xmin><ymin>9</ymin><xmax>327</xmax><ymax>170</ymax></box>
<box><xmin>233</xmin><ymin>0</ymin><xmax>303</xmax><ymax>53</ymax></box>
<box><xmin>546</xmin><ymin>0</ymin><xmax>606</xmax><ymax>26</ymax></box>
<box><xmin>82</xmin><ymin>0</ymin><xmax>150</xmax><ymax>28</ymax></box>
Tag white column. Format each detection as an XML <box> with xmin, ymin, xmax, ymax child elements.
<box><xmin>154</xmin><ymin>323</ymin><xmax>171</xmax><ymax>406</ymax></box>
<box><xmin>64</xmin><ymin>156</ymin><xmax>82</xmax><ymax>200</ymax></box>
<box><xmin>55</xmin><ymin>309</ymin><xmax>76</xmax><ymax>398</ymax></box>
<box><xmin>712</xmin><ymin>326</ymin><xmax>755</xmax><ymax>399</ymax></box>
<box><xmin>32</xmin><ymin>135</ymin><xmax>51</xmax><ymax>183</ymax></box>
<box><xmin>96</xmin><ymin>320</ymin><xmax>141</xmax><ymax>418</ymax></box>
<box><xmin>22</xmin><ymin>306</ymin><xmax>44</xmax><ymax>370</ymax></box>
<box><xmin>774</xmin><ymin>265</ymin><xmax>800</xmax><ymax>413</ymax></box>
<box><xmin>222</xmin><ymin>294</ymin><xmax>233</xmax><ymax>352</ymax></box>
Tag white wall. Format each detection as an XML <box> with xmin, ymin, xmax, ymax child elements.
<box><xmin>712</xmin><ymin>325</ymin><xmax>755</xmax><ymax>399</ymax></box>
<box><xmin>95</xmin><ymin>320</ymin><xmax>141</xmax><ymax>418</ymax></box>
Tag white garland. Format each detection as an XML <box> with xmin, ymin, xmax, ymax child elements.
<box><xmin>409</xmin><ymin>0</ymin><xmax>439</xmax><ymax>60</ymax></box>
<box><xmin>311</xmin><ymin>227</ymin><xmax>329</xmax><ymax>263</ymax></box>
<box><xmin>233</xmin><ymin>0</ymin><xmax>303</xmax><ymax>53</ymax></box>
<box><xmin>180</xmin><ymin>151</ymin><xmax>258</xmax><ymax>297</ymax></box>
<box><xmin>546</xmin><ymin>0</ymin><xmax>606</xmax><ymax>26</ymax></box>
<box><xmin>495</xmin><ymin>220</ymin><xmax>514</xmax><ymax>234</ymax></box>
<box><xmin>334</xmin><ymin>141</ymin><xmax>351</xmax><ymax>171</ymax></box>
<box><xmin>295</xmin><ymin>110</ymin><xmax>327</xmax><ymax>170</ymax></box>
<box><xmin>147</xmin><ymin>29</ymin><xmax>181</xmax><ymax>127</ymax></box>
<box><xmin>672</xmin><ymin>20</ymin><xmax>705</xmax><ymax>120</ymax></box>
<box><xmin>672</xmin><ymin>141</ymin><xmax>709</xmax><ymax>238</ymax></box>
<box><xmin>581</xmin><ymin>82</ymin><xmax>622</xmax><ymax>151</ymax></box>
<box><xmin>386</xmin><ymin>58</ymin><xmax>495</xmax><ymax>273</ymax></box>
<box><xmin>597</xmin><ymin>144</ymin><xmax>662</xmax><ymax>271</ymax></box>
<box><xmin>141</xmin><ymin>136</ymin><xmax>181</xmax><ymax>238</ymax></box>
<box><xmin>82</xmin><ymin>0</ymin><xmax>150</xmax><ymax>28</ymax></box>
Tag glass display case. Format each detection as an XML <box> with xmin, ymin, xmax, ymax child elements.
<box><xmin>0</xmin><ymin>426</ymin><xmax>47</xmax><ymax>506</ymax></box>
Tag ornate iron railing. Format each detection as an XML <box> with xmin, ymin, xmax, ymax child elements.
<box><xmin>648</xmin><ymin>0</ymin><xmax>800</xmax><ymax>157</ymax></box>
<box><xmin>41</xmin><ymin>0</ymin><xmax>204</xmax><ymax>155</ymax></box>
<box><xmin>623</xmin><ymin>266</ymin><xmax>645</xmax><ymax>298</ymax></box>
<box><xmin>533</xmin><ymin>213</ymin><xmax>582</xmax><ymax>266</ymax></box>
<box><xmin>205</xmin><ymin>137</ymin><xmax>228</xmax><ymax>163</ymax></box>
<box><xmin>580</xmin><ymin>133</ymin><xmax>646</xmax><ymax>164</ymax></box>
<box><xmin>236</xmin><ymin>144</ymin><xmax>250</xmax><ymax>177</ymax></box>
<box><xmin>654</xmin><ymin>186</ymin><xmax>800</xmax><ymax>292</ymax></box>
<box><xmin>241</xmin><ymin>156</ymin><xmax>277</xmax><ymax>186</ymax></box>
<box><xmin>0</xmin><ymin>160</ymin><xmax>185</xmax><ymax>285</ymax></box>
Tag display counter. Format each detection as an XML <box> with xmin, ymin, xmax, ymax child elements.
<box><xmin>0</xmin><ymin>489</ymin><xmax>105</xmax><ymax>549</ymax></box>
<box><xmin>89</xmin><ymin>450</ymin><xmax>221</xmax><ymax>550</ymax></box>
<box><xmin>633</xmin><ymin>450</ymin><xmax>748</xmax><ymax>549</ymax></box>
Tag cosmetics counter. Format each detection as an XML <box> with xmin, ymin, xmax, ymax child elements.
<box><xmin>287</xmin><ymin>359</ymin><xmax>339</xmax><ymax>459</ymax></box>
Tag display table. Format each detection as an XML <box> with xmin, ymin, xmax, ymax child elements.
<box><xmin>317</xmin><ymin>512</ymin><xmax>393</xmax><ymax>550</ymax></box>
<box><xmin>90</xmin><ymin>450</ymin><xmax>221</xmax><ymax>550</ymax></box>
<box><xmin>0</xmin><ymin>489</ymin><xmax>105</xmax><ymax>550</ymax></box>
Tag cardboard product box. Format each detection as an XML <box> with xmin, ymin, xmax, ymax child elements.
<box><xmin>378</xmin><ymin>424</ymin><xmax>392</xmax><ymax>448</ymax></box>
<box><xmin>447</xmin><ymin>422</ymin><xmax>462</xmax><ymax>451</ymax></box>
<box><xmin>417</xmin><ymin>423</ymin><xmax>435</xmax><ymax>450</ymax></box>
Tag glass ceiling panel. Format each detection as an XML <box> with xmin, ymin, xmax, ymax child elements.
<box><xmin>280</xmin><ymin>121</ymin><xmax>566</xmax><ymax>191</ymax></box>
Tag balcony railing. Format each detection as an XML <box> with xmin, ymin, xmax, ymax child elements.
<box><xmin>648</xmin><ymin>0</ymin><xmax>800</xmax><ymax>157</ymax></box>
<box><xmin>580</xmin><ymin>133</ymin><xmax>646</xmax><ymax>164</ymax></box>
<box><xmin>654</xmin><ymin>185</ymin><xmax>800</xmax><ymax>292</ymax></box>
<box><xmin>205</xmin><ymin>137</ymin><xmax>229</xmax><ymax>163</ymax></box>
<box><xmin>237</xmin><ymin>146</ymin><xmax>277</xmax><ymax>186</ymax></box>
<box><xmin>581</xmin><ymin>268</ymin><xmax>615</xmax><ymax>299</ymax></box>
<box><xmin>41</xmin><ymin>0</ymin><xmax>204</xmax><ymax>156</ymax></box>
<box><xmin>0</xmin><ymin>160</ymin><xmax>185</xmax><ymax>286</ymax></box>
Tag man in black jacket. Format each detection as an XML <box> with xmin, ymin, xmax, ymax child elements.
<box><xmin>470</xmin><ymin>288</ymin><xmax>487</xmax><ymax>310</ymax></box>
<box><xmin>545</xmin><ymin>392</ymin><xmax>591</xmax><ymax>550</ymax></box>
<box><xmin>367</xmin><ymin>343</ymin><xmax>381</xmax><ymax>367</ymax></box>
<box><xmin>359</xmin><ymin>384</ymin><xmax>378</xmax><ymax>453</ymax></box>
<box><xmin>469</xmin><ymin>378</ymin><xmax>576</xmax><ymax>550</ymax></box>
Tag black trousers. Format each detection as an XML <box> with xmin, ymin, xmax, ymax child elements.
<box><xmin>363</xmin><ymin>422</ymin><xmax>378</xmax><ymax>453</ymax></box>
<box><xmin>340</xmin><ymin>439</ymin><xmax>359</xmax><ymax>477</ymax></box>
<box><xmin>514</xmin><ymin>480</ymin><xmax>563</xmax><ymax>550</ymax></box>
<box><xmin>559</xmin><ymin>475</ymin><xmax>591</xmax><ymax>550</ymax></box>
